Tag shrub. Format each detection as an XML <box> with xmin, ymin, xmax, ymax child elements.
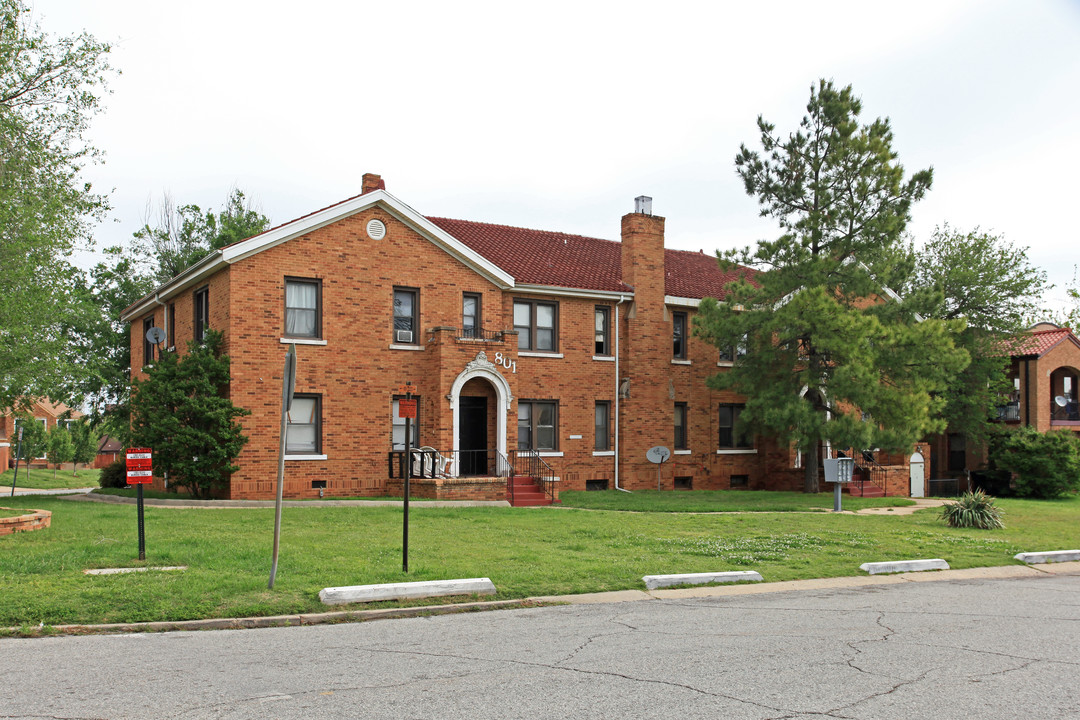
<box><xmin>941</xmin><ymin>490</ymin><xmax>1004</xmax><ymax>529</ymax></box>
<box><xmin>988</xmin><ymin>426</ymin><xmax>1080</xmax><ymax>499</ymax></box>
<box><xmin>98</xmin><ymin>459</ymin><xmax>128</xmax><ymax>489</ymax></box>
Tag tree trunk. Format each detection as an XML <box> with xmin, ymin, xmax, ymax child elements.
<box><xmin>803</xmin><ymin>440</ymin><xmax>820</xmax><ymax>494</ymax></box>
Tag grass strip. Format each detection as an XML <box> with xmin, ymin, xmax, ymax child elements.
<box><xmin>0</xmin><ymin>467</ymin><xmax>100</xmax><ymax>491</ymax></box>
<box><xmin>1</xmin><ymin>493</ymin><xmax>1077</xmax><ymax>627</ymax></box>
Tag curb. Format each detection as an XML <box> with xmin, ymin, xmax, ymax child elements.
<box><xmin>9</xmin><ymin>561</ymin><xmax>1079</xmax><ymax>638</ymax></box>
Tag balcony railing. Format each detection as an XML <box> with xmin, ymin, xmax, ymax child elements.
<box><xmin>456</xmin><ymin>327</ymin><xmax>504</xmax><ymax>342</ymax></box>
<box><xmin>996</xmin><ymin>402</ymin><xmax>1021</xmax><ymax>421</ymax></box>
<box><xmin>1051</xmin><ymin>399</ymin><xmax>1080</xmax><ymax>422</ymax></box>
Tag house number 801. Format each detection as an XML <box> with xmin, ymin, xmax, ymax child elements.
<box><xmin>494</xmin><ymin>352</ymin><xmax>517</xmax><ymax>374</ymax></box>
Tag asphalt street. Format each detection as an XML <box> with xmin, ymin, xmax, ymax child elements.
<box><xmin>3</xmin><ymin>571</ymin><xmax>1078</xmax><ymax>719</ymax></box>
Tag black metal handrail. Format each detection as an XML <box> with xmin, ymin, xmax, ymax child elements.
<box><xmin>509</xmin><ymin>449</ymin><xmax>556</xmax><ymax>503</ymax></box>
<box><xmin>837</xmin><ymin>449</ymin><xmax>888</xmax><ymax>497</ymax></box>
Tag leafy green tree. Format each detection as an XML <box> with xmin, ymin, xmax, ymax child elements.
<box><xmin>697</xmin><ymin>80</ymin><xmax>967</xmax><ymax>492</ymax></box>
<box><xmin>987</xmin><ymin>426</ymin><xmax>1080</xmax><ymax>498</ymax></box>
<box><xmin>69</xmin><ymin>419</ymin><xmax>99</xmax><ymax>475</ymax></box>
<box><xmin>0</xmin><ymin>0</ymin><xmax>114</xmax><ymax>411</ymax></box>
<box><xmin>12</xmin><ymin>415</ymin><xmax>46</xmax><ymax>463</ymax></box>
<box><xmin>133</xmin><ymin>188</ymin><xmax>270</xmax><ymax>283</ymax></box>
<box><xmin>61</xmin><ymin>246</ymin><xmax>155</xmax><ymax>442</ymax></box>
<box><xmin>129</xmin><ymin>330</ymin><xmax>250</xmax><ymax>498</ymax></box>
<box><xmin>45</xmin><ymin>425</ymin><xmax>74</xmax><ymax>480</ymax></box>
<box><xmin>906</xmin><ymin>225</ymin><xmax>1047</xmax><ymax>442</ymax></box>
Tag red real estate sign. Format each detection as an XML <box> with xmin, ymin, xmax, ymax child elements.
<box><xmin>397</xmin><ymin>399</ymin><xmax>417</xmax><ymax>419</ymax></box>
<box><xmin>126</xmin><ymin>447</ymin><xmax>153</xmax><ymax>485</ymax></box>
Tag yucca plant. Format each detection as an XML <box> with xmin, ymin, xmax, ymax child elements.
<box><xmin>941</xmin><ymin>489</ymin><xmax>1004</xmax><ymax>529</ymax></box>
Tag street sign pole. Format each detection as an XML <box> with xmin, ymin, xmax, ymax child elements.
<box><xmin>126</xmin><ymin>448</ymin><xmax>153</xmax><ymax>560</ymax></box>
<box><xmin>398</xmin><ymin>382</ymin><xmax>416</xmax><ymax>573</ymax></box>
<box><xmin>137</xmin><ymin>484</ymin><xmax>146</xmax><ymax>560</ymax></box>
<box><xmin>269</xmin><ymin>344</ymin><xmax>297</xmax><ymax>590</ymax></box>
<box><xmin>9</xmin><ymin>427</ymin><xmax>23</xmax><ymax>497</ymax></box>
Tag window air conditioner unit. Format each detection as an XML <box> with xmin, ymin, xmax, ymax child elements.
<box><xmin>395</xmin><ymin>330</ymin><xmax>414</xmax><ymax>344</ymax></box>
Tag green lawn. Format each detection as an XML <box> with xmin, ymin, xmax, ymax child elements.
<box><xmin>560</xmin><ymin>489</ymin><xmax>916</xmax><ymax>512</ymax></box>
<box><xmin>0</xmin><ymin>467</ymin><xmax>100</xmax><ymax>491</ymax></box>
<box><xmin>1</xmin><ymin>493</ymin><xmax>1077</xmax><ymax>628</ymax></box>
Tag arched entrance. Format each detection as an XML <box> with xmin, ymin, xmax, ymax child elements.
<box><xmin>450</xmin><ymin>352</ymin><xmax>513</xmax><ymax>476</ymax></box>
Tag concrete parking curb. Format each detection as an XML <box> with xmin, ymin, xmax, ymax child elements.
<box><xmin>11</xmin><ymin>561</ymin><xmax>1078</xmax><ymax>637</ymax></box>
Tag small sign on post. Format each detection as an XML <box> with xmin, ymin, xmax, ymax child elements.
<box><xmin>126</xmin><ymin>448</ymin><xmax>153</xmax><ymax>560</ymax></box>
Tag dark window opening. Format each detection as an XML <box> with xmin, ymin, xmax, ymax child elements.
<box><xmin>595</xmin><ymin>401</ymin><xmax>610</xmax><ymax>451</ymax></box>
<box><xmin>462</xmin><ymin>293</ymin><xmax>482</xmax><ymax>338</ymax></box>
<box><xmin>393</xmin><ymin>287</ymin><xmax>419</xmax><ymax>344</ymax></box>
<box><xmin>193</xmin><ymin>286</ymin><xmax>209</xmax><ymax>342</ymax></box>
<box><xmin>730</xmin><ymin>474</ymin><xmax>749</xmax><ymax>488</ymax></box>
<box><xmin>586</xmin><ymin>479</ymin><xmax>609</xmax><ymax>491</ymax></box>
<box><xmin>674</xmin><ymin>402</ymin><xmax>688</xmax><ymax>450</ymax></box>
<box><xmin>595</xmin><ymin>306</ymin><xmax>611</xmax><ymax>355</ymax></box>
<box><xmin>674</xmin><ymin>476</ymin><xmax>693</xmax><ymax>490</ymax></box>
<box><xmin>719</xmin><ymin>404</ymin><xmax>753</xmax><ymax>449</ymax></box>
<box><xmin>673</xmin><ymin>311</ymin><xmax>687</xmax><ymax>359</ymax></box>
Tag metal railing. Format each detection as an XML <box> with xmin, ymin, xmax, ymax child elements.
<box><xmin>837</xmin><ymin>449</ymin><xmax>888</xmax><ymax>497</ymax></box>
<box><xmin>387</xmin><ymin>448</ymin><xmax>500</xmax><ymax>480</ymax></box>
<box><xmin>504</xmin><ymin>449</ymin><xmax>556</xmax><ymax>503</ymax></box>
<box><xmin>387</xmin><ymin>447</ymin><xmax>555</xmax><ymax>503</ymax></box>
<box><xmin>456</xmin><ymin>327</ymin><xmax>504</xmax><ymax>342</ymax></box>
<box><xmin>996</xmin><ymin>402</ymin><xmax>1020</xmax><ymax>421</ymax></box>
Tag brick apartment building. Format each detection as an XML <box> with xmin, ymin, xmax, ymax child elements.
<box><xmin>122</xmin><ymin>174</ymin><xmax>874</xmax><ymax>501</ymax></box>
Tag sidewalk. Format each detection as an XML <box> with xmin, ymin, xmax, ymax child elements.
<box><xmin>55</xmin><ymin>490</ymin><xmax>947</xmax><ymax>514</ymax></box>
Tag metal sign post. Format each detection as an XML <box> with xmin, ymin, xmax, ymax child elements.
<box><xmin>269</xmin><ymin>344</ymin><xmax>297</xmax><ymax>590</ymax></box>
<box><xmin>9</xmin><ymin>427</ymin><xmax>23</xmax><ymax>497</ymax></box>
<box><xmin>126</xmin><ymin>448</ymin><xmax>153</xmax><ymax>560</ymax></box>
<box><xmin>646</xmin><ymin>446</ymin><xmax>671</xmax><ymax>491</ymax></box>
<box><xmin>399</xmin><ymin>382</ymin><xmax>416</xmax><ymax>573</ymax></box>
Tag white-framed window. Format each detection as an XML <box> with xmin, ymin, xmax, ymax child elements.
<box><xmin>286</xmin><ymin>395</ymin><xmax>321</xmax><ymax>454</ymax></box>
<box><xmin>285</xmin><ymin>278</ymin><xmax>321</xmax><ymax>339</ymax></box>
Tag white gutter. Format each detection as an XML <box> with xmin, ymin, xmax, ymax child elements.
<box><xmin>614</xmin><ymin>295</ymin><xmax>630</xmax><ymax>492</ymax></box>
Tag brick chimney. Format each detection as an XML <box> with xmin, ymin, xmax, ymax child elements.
<box><xmin>361</xmin><ymin>173</ymin><xmax>385</xmax><ymax>195</ymax></box>
<box><xmin>621</xmin><ymin>196</ymin><xmax>666</xmax><ymax>313</ymax></box>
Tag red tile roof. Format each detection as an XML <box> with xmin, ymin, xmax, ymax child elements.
<box><xmin>428</xmin><ymin>217</ymin><xmax>751</xmax><ymax>299</ymax></box>
<box><xmin>1008</xmin><ymin>327</ymin><xmax>1080</xmax><ymax>357</ymax></box>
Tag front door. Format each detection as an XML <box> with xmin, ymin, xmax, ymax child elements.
<box><xmin>459</xmin><ymin>396</ymin><xmax>488</xmax><ymax>476</ymax></box>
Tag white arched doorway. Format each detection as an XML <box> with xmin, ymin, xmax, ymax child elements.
<box><xmin>449</xmin><ymin>352</ymin><xmax>513</xmax><ymax>475</ymax></box>
<box><xmin>910</xmin><ymin>451</ymin><xmax>925</xmax><ymax>497</ymax></box>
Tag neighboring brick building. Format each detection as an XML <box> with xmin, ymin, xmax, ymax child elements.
<box><xmin>927</xmin><ymin>322</ymin><xmax>1080</xmax><ymax>482</ymax></box>
<box><xmin>0</xmin><ymin>400</ymin><xmax>84</xmax><ymax>469</ymax></box>
<box><xmin>121</xmin><ymin>174</ymin><xmax>902</xmax><ymax>501</ymax></box>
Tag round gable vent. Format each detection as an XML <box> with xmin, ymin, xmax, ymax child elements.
<box><xmin>366</xmin><ymin>219</ymin><xmax>386</xmax><ymax>240</ymax></box>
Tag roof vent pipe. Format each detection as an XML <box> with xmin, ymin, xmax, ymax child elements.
<box><xmin>634</xmin><ymin>195</ymin><xmax>652</xmax><ymax>215</ymax></box>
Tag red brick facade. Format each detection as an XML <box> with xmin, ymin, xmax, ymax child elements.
<box><xmin>123</xmin><ymin>176</ymin><xmax>923</xmax><ymax>500</ymax></box>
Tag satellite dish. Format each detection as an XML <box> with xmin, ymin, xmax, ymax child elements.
<box><xmin>145</xmin><ymin>326</ymin><xmax>166</xmax><ymax>345</ymax></box>
<box><xmin>646</xmin><ymin>446</ymin><xmax>671</xmax><ymax>464</ymax></box>
<box><xmin>1056</xmin><ymin>396</ymin><xmax>1068</xmax><ymax>407</ymax></box>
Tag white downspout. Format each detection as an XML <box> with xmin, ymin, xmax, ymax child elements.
<box><xmin>614</xmin><ymin>295</ymin><xmax>630</xmax><ymax>492</ymax></box>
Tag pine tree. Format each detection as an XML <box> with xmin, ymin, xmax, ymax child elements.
<box><xmin>696</xmin><ymin>80</ymin><xmax>967</xmax><ymax>492</ymax></box>
<box><xmin>129</xmin><ymin>330</ymin><xmax>250</xmax><ymax>498</ymax></box>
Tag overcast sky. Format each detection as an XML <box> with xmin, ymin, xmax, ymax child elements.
<box><xmin>42</xmin><ymin>0</ymin><xmax>1080</xmax><ymax>315</ymax></box>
